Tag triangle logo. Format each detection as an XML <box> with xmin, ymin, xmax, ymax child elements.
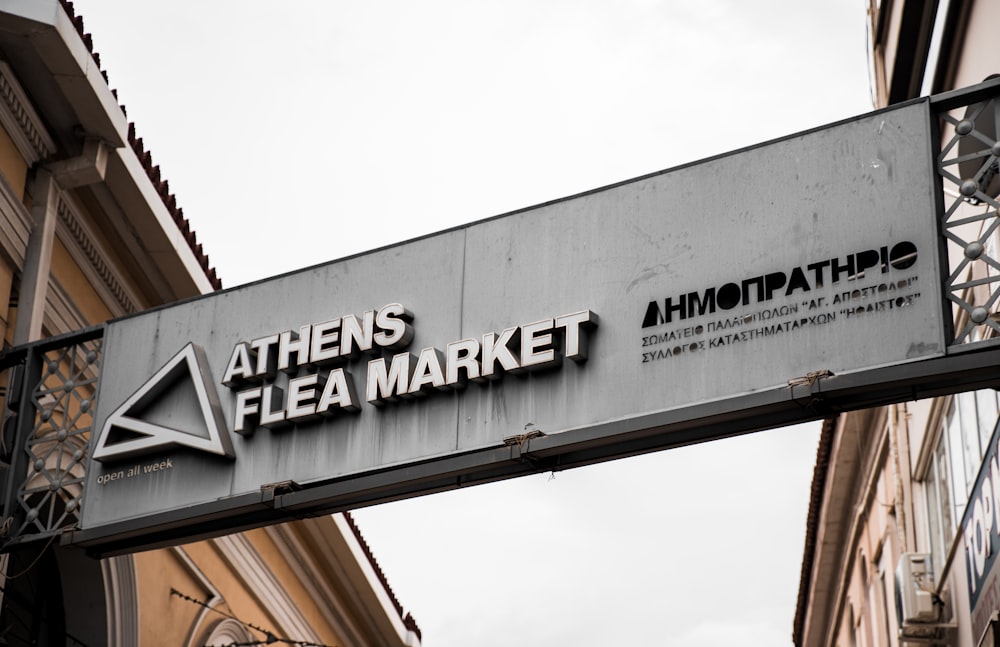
<box><xmin>93</xmin><ymin>343</ymin><xmax>235</xmax><ymax>463</ymax></box>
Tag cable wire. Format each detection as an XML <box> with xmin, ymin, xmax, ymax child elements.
<box><xmin>170</xmin><ymin>589</ymin><xmax>336</xmax><ymax>647</ymax></box>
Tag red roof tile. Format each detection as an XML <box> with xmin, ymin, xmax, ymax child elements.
<box><xmin>343</xmin><ymin>511</ymin><xmax>423</xmax><ymax>641</ymax></box>
<box><xmin>58</xmin><ymin>0</ymin><xmax>222</xmax><ymax>291</ymax></box>
<box><xmin>792</xmin><ymin>416</ymin><xmax>838</xmax><ymax>647</ymax></box>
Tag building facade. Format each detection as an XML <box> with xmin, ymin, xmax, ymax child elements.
<box><xmin>796</xmin><ymin>1</ymin><xmax>1000</xmax><ymax>646</ymax></box>
<box><xmin>0</xmin><ymin>2</ymin><xmax>420</xmax><ymax>645</ymax></box>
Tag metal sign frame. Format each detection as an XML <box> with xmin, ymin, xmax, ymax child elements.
<box><xmin>5</xmin><ymin>79</ymin><xmax>1000</xmax><ymax>557</ymax></box>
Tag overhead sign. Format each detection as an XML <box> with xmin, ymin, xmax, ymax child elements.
<box><xmin>75</xmin><ymin>100</ymin><xmax>946</xmax><ymax>552</ymax></box>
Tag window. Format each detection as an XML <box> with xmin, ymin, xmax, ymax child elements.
<box><xmin>926</xmin><ymin>434</ymin><xmax>952</xmax><ymax>569</ymax></box>
<box><xmin>923</xmin><ymin>391</ymin><xmax>1000</xmax><ymax>570</ymax></box>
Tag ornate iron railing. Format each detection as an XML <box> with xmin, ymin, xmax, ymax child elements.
<box><xmin>932</xmin><ymin>78</ymin><xmax>1000</xmax><ymax>347</ymax></box>
<box><xmin>0</xmin><ymin>326</ymin><xmax>103</xmax><ymax>547</ymax></box>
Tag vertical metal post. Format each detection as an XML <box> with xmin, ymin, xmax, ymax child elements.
<box><xmin>0</xmin><ymin>347</ymin><xmax>40</xmax><ymax>539</ymax></box>
<box><xmin>927</xmin><ymin>99</ymin><xmax>957</xmax><ymax>346</ymax></box>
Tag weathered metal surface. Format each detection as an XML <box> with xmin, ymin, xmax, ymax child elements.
<box><xmin>70</xmin><ymin>99</ymin><xmax>944</xmax><ymax>546</ymax></box>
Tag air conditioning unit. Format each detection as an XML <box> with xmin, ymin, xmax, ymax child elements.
<box><xmin>896</xmin><ymin>553</ymin><xmax>937</xmax><ymax>625</ymax></box>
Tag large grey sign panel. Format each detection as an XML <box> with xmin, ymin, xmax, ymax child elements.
<box><xmin>81</xmin><ymin>101</ymin><xmax>943</xmax><ymax>531</ymax></box>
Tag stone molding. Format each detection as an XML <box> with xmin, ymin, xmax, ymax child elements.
<box><xmin>101</xmin><ymin>554</ymin><xmax>139</xmax><ymax>647</ymax></box>
<box><xmin>0</xmin><ymin>168</ymin><xmax>30</xmax><ymax>269</ymax></box>
<box><xmin>0</xmin><ymin>61</ymin><xmax>55</xmax><ymax>164</ymax></box>
<box><xmin>212</xmin><ymin>533</ymin><xmax>322</xmax><ymax>643</ymax></box>
<box><xmin>56</xmin><ymin>193</ymin><xmax>140</xmax><ymax>317</ymax></box>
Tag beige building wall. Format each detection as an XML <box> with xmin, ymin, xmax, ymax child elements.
<box><xmin>797</xmin><ymin>1</ymin><xmax>1000</xmax><ymax>646</ymax></box>
<box><xmin>947</xmin><ymin>1</ymin><xmax>1000</xmax><ymax>92</ymax></box>
<box><xmin>0</xmin><ymin>3</ymin><xmax>420</xmax><ymax>645</ymax></box>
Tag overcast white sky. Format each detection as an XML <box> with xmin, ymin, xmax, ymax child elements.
<box><xmin>73</xmin><ymin>1</ymin><xmax>873</xmax><ymax>645</ymax></box>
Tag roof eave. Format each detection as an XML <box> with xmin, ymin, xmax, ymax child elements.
<box><xmin>0</xmin><ymin>0</ymin><xmax>217</xmax><ymax>299</ymax></box>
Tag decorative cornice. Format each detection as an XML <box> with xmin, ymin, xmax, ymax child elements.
<box><xmin>204</xmin><ymin>619</ymin><xmax>255</xmax><ymax>645</ymax></box>
<box><xmin>124</xmin><ymin>123</ymin><xmax>221</xmax><ymax>290</ymax></box>
<box><xmin>212</xmin><ymin>533</ymin><xmax>322</xmax><ymax>643</ymax></box>
<box><xmin>56</xmin><ymin>195</ymin><xmax>140</xmax><ymax>316</ymax></box>
<box><xmin>102</xmin><ymin>554</ymin><xmax>140</xmax><ymax>647</ymax></box>
<box><xmin>0</xmin><ymin>167</ymin><xmax>31</xmax><ymax>269</ymax></box>
<box><xmin>171</xmin><ymin>546</ymin><xmax>225</xmax><ymax>647</ymax></box>
<box><xmin>266</xmin><ymin>518</ymin><xmax>422</xmax><ymax>647</ymax></box>
<box><xmin>43</xmin><ymin>276</ymin><xmax>88</xmax><ymax>339</ymax></box>
<box><xmin>265</xmin><ymin>522</ymin><xmax>369</xmax><ymax>646</ymax></box>
<box><xmin>57</xmin><ymin>0</ymin><xmax>222</xmax><ymax>290</ymax></box>
<box><xmin>793</xmin><ymin>416</ymin><xmax>837</xmax><ymax>647</ymax></box>
<box><xmin>342</xmin><ymin>512</ymin><xmax>408</xmax><ymax>620</ymax></box>
<box><xmin>0</xmin><ymin>61</ymin><xmax>56</xmax><ymax>164</ymax></box>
